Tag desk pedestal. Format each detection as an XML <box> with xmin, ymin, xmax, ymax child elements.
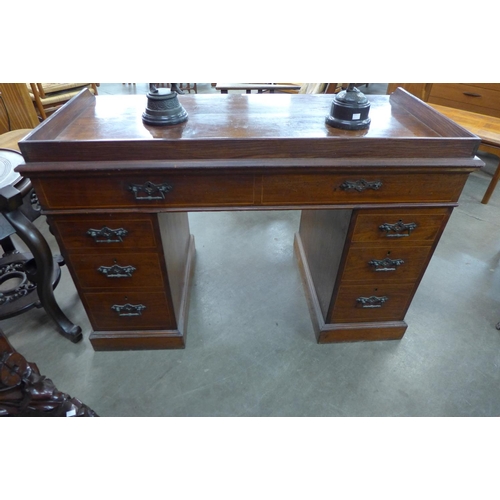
<box><xmin>295</xmin><ymin>207</ymin><xmax>451</xmax><ymax>342</ymax></box>
<box><xmin>48</xmin><ymin>205</ymin><xmax>452</xmax><ymax>349</ymax></box>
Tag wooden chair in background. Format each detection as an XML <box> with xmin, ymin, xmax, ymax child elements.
<box><xmin>27</xmin><ymin>83</ymin><xmax>99</xmax><ymax>119</ymax></box>
<box><xmin>0</xmin><ymin>83</ymin><xmax>40</xmax><ymax>135</ymax></box>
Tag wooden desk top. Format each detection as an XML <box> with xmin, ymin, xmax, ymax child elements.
<box><xmin>18</xmin><ymin>88</ymin><xmax>480</xmax><ymax>164</ymax></box>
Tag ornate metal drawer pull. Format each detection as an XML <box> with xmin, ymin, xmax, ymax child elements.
<box><xmin>340</xmin><ymin>179</ymin><xmax>382</xmax><ymax>192</ymax></box>
<box><xmin>111</xmin><ymin>303</ymin><xmax>146</xmax><ymax>317</ymax></box>
<box><xmin>98</xmin><ymin>264</ymin><xmax>136</xmax><ymax>278</ymax></box>
<box><xmin>128</xmin><ymin>181</ymin><xmax>172</xmax><ymax>200</ymax></box>
<box><xmin>87</xmin><ymin>227</ymin><xmax>128</xmax><ymax>243</ymax></box>
<box><xmin>356</xmin><ymin>295</ymin><xmax>388</xmax><ymax>308</ymax></box>
<box><xmin>368</xmin><ymin>257</ymin><xmax>405</xmax><ymax>272</ymax></box>
<box><xmin>379</xmin><ymin>220</ymin><xmax>417</xmax><ymax>238</ymax></box>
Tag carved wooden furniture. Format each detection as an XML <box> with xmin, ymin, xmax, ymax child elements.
<box><xmin>16</xmin><ymin>89</ymin><xmax>482</xmax><ymax>350</ymax></box>
<box><xmin>0</xmin><ymin>328</ymin><xmax>97</xmax><ymax>416</ymax></box>
<box><xmin>387</xmin><ymin>84</ymin><xmax>500</xmax><ymax>203</ymax></box>
<box><xmin>0</xmin><ymin>148</ymin><xmax>81</xmax><ymax>342</ymax></box>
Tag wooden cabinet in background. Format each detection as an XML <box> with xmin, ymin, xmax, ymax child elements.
<box><xmin>387</xmin><ymin>83</ymin><xmax>500</xmax><ymax>118</ymax></box>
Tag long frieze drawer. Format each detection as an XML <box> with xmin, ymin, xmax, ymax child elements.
<box><xmin>330</xmin><ymin>283</ymin><xmax>416</xmax><ymax>323</ymax></box>
<box><xmin>82</xmin><ymin>291</ymin><xmax>176</xmax><ymax>331</ymax></box>
<box><xmin>351</xmin><ymin>208</ymin><xmax>451</xmax><ymax>244</ymax></box>
<box><xmin>50</xmin><ymin>215</ymin><xmax>159</xmax><ymax>250</ymax></box>
<box><xmin>37</xmin><ymin>173</ymin><xmax>255</xmax><ymax>209</ymax></box>
<box><xmin>260</xmin><ymin>172</ymin><xmax>468</xmax><ymax>205</ymax></box>
<box><xmin>67</xmin><ymin>253</ymin><xmax>164</xmax><ymax>289</ymax></box>
<box><xmin>341</xmin><ymin>246</ymin><xmax>433</xmax><ymax>283</ymax></box>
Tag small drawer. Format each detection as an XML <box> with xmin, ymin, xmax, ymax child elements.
<box><xmin>261</xmin><ymin>172</ymin><xmax>467</xmax><ymax>205</ymax></box>
<box><xmin>331</xmin><ymin>283</ymin><xmax>416</xmax><ymax>323</ymax></box>
<box><xmin>39</xmin><ymin>172</ymin><xmax>255</xmax><ymax>209</ymax></box>
<box><xmin>50</xmin><ymin>214</ymin><xmax>158</xmax><ymax>250</ymax></box>
<box><xmin>351</xmin><ymin>208</ymin><xmax>450</xmax><ymax>245</ymax></box>
<box><xmin>342</xmin><ymin>246</ymin><xmax>433</xmax><ymax>283</ymax></box>
<box><xmin>83</xmin><ymin>290</ymin><xmax>175</xmax><ymax>331</ymax></box>
<box><xmin>67</xmin><ymin>253</ymin><xmax>164</xmax><ymax>289</ymax></box>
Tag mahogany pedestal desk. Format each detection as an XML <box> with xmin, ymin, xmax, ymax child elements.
<box><xmin>16</xmin><ymin>88</ymin><xmax>482</xmax><ymax>351</ymax></box>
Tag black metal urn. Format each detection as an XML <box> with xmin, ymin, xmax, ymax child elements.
<box><xmin>325</xmin><ymin>84</ymin><xmax>371</xmax><ymax>130</ymax></box>
<box><xmin>142</xmin><ymin>87</ymin><xmax>188</xmax><ymax>126</ymax></box>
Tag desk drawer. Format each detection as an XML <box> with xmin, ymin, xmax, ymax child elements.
<box><xmin>83</xmin><ymin>290</ymin><xmax>175</xmax><ymax>331</ymax></box>
<box><xmin>261</xmin><ymin>172</ymin><xmax>467</xmax><ymax>205</ymax></box>
<box><xmin>67</xmin><ymin>252</ymin><xmax>164</xmax><ymax>289</ymax></box>
<box><xmin>38</xmin><ymin>173</ymin><xmax>255</xmax><ymax>209</ymax></box>
<box><xmin>331</xmin><ymin>283</ymin><xmax>415</xmax><ymax>323</ymax></box>
<box><xmin>428</xmin><ymin>83</ymin><xmax>500</xmax><ymax>118</ymax></box>
<box><xmin>351</xmin><ymin>208</ymin><xmax>450</xmax><ymax>244</ymax></box>
<box><xmin>50</xmin><ymin>214</ymin><xmax>159</xmax><ymax>250</ymax></box>
<box><xmin>342</xmin><ymin>245</ymin><xmax>433</xmax><ymax>283</ymax></box>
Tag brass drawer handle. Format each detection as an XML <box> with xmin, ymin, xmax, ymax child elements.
<box><xmin>98</xmin><ymin>263</ymin><xmax>136</xmax><ymax>278</ymax></box>
<box><xmin>87</xmin><ymin>227</ymin><xmax>128</xmax><ymax>243</ymax></box>
<box><xmin>356</xmin><ymin>295</ymin><xmax>388</xmax><ymax>308</ymax></box>
<box><xmin>128</xmin><ymin>181</ymin><xmax>172</xmax><ymax>200</ymax></box>
<box><xmin>463</xmin><ymin>92</ymin><xmax>482</xmax><ymax>98</ymax></box>
<box><xmin>111</xmin><ymin>303</ymin><xmax>146</xmax><ymax>317</ymax></box>
<box><xmin>368</xmin><ymin>257</ymin><xmax>405</xmax><ymax>272</ymax></box>
<box><xmin>340</xmin><ymin>179</ymin><xmax>382</xmax><ymax>192</ymax></box>
<box><xmin>379</xmin><ymin>220</ymin><xmax>417</xmax><ymax>238</ymax></box>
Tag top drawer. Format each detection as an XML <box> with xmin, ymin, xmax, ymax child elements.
<box><xmin>428</xmin><ymin>84</ymin><xmax>500</xmax><ymax>118</ymax></box>
<box><xmin>35</xmin><ymin>172</ymin><xmax>255</xmax><ymax>210</ymax></box>
<box><xmin>351</xmin><ymin>207</ymin><xmax>451</xmax><ymax>245</ymax></box>
<box><xmin>49</xmin><ymin>214</ymin><xmax>159</xmax><ymax>250</ymax></box>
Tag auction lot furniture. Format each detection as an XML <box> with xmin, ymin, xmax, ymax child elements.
<box><xmin>16</xmin><ymin>89</ymin><xmax>482</xmax><ymax>351</ymax></box>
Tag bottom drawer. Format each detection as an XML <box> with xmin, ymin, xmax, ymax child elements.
<box><xmin>83</xmin><ymin>291</ymin><xmax>176</xmax><ymax>331</ymax></box>
<box><xmin>330</xmin><ymin>283</ymin><xmax>416</xmax><ymax>323</ymax></box>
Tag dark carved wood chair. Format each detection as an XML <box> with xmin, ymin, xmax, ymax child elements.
<box><xmin>0</xmin><ymin>147</ymin><xmax>82</xmax><ymax>343</ymax></box>
<box><xmin>0</xmin><ymin>328</ymin><xmax>97</xmax><ymax>416</ymax></box>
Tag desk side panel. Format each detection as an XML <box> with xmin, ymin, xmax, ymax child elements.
<box><xmin>298</xmin><ymin>209</ymin><xmax>352</xmax><ymax>320</ymax></box>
